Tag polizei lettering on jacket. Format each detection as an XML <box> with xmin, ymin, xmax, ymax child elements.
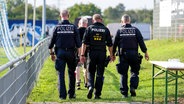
<box><xmin>57</xmin><ymin>25</ymin><xmax>74</xmax><ymax>33</ymax></box>
<box><xmin>91</xmin><ymin>28</ymin><xmax>105</xmax><ymax>32</ymax></box>
<box><xmin>120</xmin><ymin>28</ymin><xmax>136</xmax><ymax>36</ymax></box>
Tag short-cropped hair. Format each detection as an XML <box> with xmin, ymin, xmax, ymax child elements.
<box><xmin>121</xmin><ymin>14</ymin><xmax>131</xmax><ymax>22</ymax></box>
<box><xmin>60</xmin><ymin>9</ymin><xmax>69</xmax><ymax>17</ymax></box>
<box><xmin>93</xmin><ymin>14</ymin><xmax>102</xmax><ymax>21</ymax></box>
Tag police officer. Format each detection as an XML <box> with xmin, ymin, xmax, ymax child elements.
<box><xmin>48</xmin><ymin>9</ymin><xmax>81</xmax><ymax>99</ymax></box>
<box><xmin>80</xmin><ymin>14</ymin><xmax>115</xmax><ymax>99</ymax></box>
<box><xmin>113</xmin><ymin>14</ymin><xmax>149</xmax><ymax>98</ymax></box>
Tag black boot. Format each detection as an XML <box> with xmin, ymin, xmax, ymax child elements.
<box><xmin>130</xmin><ymin>88</ymin><xmax>136</xmax><ymax>97</ymax></box>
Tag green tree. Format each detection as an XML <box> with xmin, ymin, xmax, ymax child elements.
<box><xmin>115</xmin><ymin>3</ymin><xmax>125</xmax><ymax>17</ymax></box>
<box><xmin>46</xmin><ymin>5</ymin><xmax>60</xmax><ymax>20</ymax></box>
<box><xmin>8</xmin><ymin>3</ymin><xmax>33</xmax><ymax>19</ymax></box>
<box><xmin>125</xmin><ymin>9</ymin><xmax>153</xmax><ymax>24</ymax></box>
<box><xmin>7</xmin><ymin>0</ymin><xmax>34</xmax><ymax>20</ymax></box>
<box><xmin>124</xmin><ymin>10</ymin><xmax>138</xmax><ymax>23</ymax></box>
<box><xmin>67</xmin><ymin>3</ymin><xmax>101</xmax><ymax>23</ymax></box>
<box><xmin>137</xmin><ymin>9</ymin><xmax>153</xmax><ymax>24</ymax></box>
<box><xmin>7</xmin><ymin>0</ymin><xmax>24</xmax><ymax>7</ymax></box>
<box><xmin>7</xmin><ymin>0</ymin><xmax>60</xmax><ymax>20</ymax></box>
<box><xmin>103</xmin><ymin>3</ymin><xmax>152</xmax><ymax>24</ymax></box>
<box><xmin>103</xmin><ymin>7</ymin><xmax>119</xmax><ymax>20</ymax></box>
<box><xmin>36</xmin><ymin>5</ymin><xmax>60</xmax><ymax>20</ymax></box>
<box><xmin>103</xmin><ymin>3</ymin><xmax>125</xmax><ymax>24</ymax></box>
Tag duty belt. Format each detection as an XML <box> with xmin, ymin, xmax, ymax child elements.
<box><xmin>90</xmin><ymin>47</ymin><xmax>106</xmax><ymax>51</ymax></box>
<box><xmin>119</xmin><ymin>48</ymin><xmax>138</xmax><ymax>55</ymax></box>
<box><xmin>60</xmin><ymin>48</ymin><xmax>75</xmax><ymax>51</ymax></box>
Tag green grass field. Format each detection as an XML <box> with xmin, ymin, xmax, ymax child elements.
<box><xmin>25</xmin><ymin>39</ymin><xmax>184</xmax><ymax>103</ymax></box>
<box><xmin>0</xmin><ymin>47</ymin><xmax>32</xmax><ymax>77</ymax></box>
<box><xmin>0</xmin><ymin>47</ymin><xmax>31</xmax><ymax>65</ymax></box>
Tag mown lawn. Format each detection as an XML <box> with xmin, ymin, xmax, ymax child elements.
<box><xmin>0</xmin><ymin>47</ymin><xmax>32</xmax><ymax>77</ymax></box>
<box><xmin>0</xmin><ymin>46</ymin><xmax>32</xmax><ymax>65</ymax></box>
<box><xmin>27</xmin><ymin>39</ymin><xmax>184</xmax><ymax>103</ymax></box>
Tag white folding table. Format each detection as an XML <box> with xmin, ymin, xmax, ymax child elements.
<box><xmin>150</xmin><ymin>61</ymin><xmax>184</xmax><ymax>104</ymax></box>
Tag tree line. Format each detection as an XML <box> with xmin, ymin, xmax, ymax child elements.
<box><xmin>7</xmin><ymin>0</ymin><xmax>60</xmax><ymax>20</ymax></box>
<box><xmin>7</xmin><ymin>0</ymin><xmax>152</xmax><ymax>25</ymax></box>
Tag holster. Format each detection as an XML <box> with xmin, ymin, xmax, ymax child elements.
<box><xmin>104</xmin><ymin>56</ymin><xmax>111</xmax><ymax>67</ymax></box>
<box><xmin>54</xmin><ymin>47</ymin><xmax>58</xmax><ymax>55</ymax></box>
<box><xmin>116</xmin><ymin>63</ymin><xmax>123</xmax><ymax>74</ymax></box>
<box><xmin>138</xmin><ymin>53</ymin><xmax>143</xmax><ymax>64</ymax></box>
<box><xmin>118</xmin><ymin>48</ymin><xmax>125</xmax><ymax>56</ymax></box>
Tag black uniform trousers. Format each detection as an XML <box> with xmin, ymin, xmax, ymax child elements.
<box><xmin>117</xmin><ymin>50</ymin><xmax>140</xmax><ymax>95</ymax></box>
<box><xmin>55</xmin><ymin>48</ymin><xmax>76</xmax><ymax>98</ymax></box>
<box><xmin>88</xmin><ymin>50</ymin><xmax>106</xmax><ymax>97</ymax></box>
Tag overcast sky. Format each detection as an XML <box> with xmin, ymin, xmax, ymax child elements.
<box><xmin>28</xmin><ymin>0</ymin><xmax>153</xmax><ymax>11</ymax></box>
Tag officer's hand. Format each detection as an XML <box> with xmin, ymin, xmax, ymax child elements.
<box><xmin>80</xmin><ymin>56</ymin><xmax>86</xmax><ymax>63</ymax></box>
<box><xmin>145</xmin><ymin>52</ymin><xmax>149</xmax><ymax>61</ymax></box>
<box><xmin>50</xmin><ymin>55</ymin><xmax>56</xmax><ymax>62</ymax></box>
<box><xmin>110</xmin><ymin>55</ymin><xmax>116</xmax><ymax>62</ymax></box>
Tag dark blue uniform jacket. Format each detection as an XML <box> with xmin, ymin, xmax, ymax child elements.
<box><xmin>49</xmin><ymin>20</ymin><xmax>81</xmax><ymax>49</ymax></box>
<box><xmin>113</xmin><ymin>24</ymin><xmax>147</xmax><ymax>55</ymax></box>
<box><xmin>83</xmin><ymin>22</ymin><xmax>113</xmax><ymax>51</ymax></box>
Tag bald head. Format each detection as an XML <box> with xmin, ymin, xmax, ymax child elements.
<box><xmin>121</xmin><ymin>14</ymin><xmax>131</xmax><ymax>24</ymax></box>
<box><xmin>60</xmin><ymin>9</ymin><xmax>69</xmax><ymax>20</ymax></box>
<box><xmin>92</xmin><ymin>14</ymin><xmax>102</xmax><ymax>23</ymax></box>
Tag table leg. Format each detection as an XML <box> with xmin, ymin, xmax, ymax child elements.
<box><xmin>152</xmin><ymin>64</ymin><xmax>155</xmax><ymax>104</ymax></box>
<box><xmin>165</xmin><ymin>70</ymin><xmax>168</xmax><ymax>104</ymax></box>
<box><xmin>175</xmin><ymin>71</ymin><xmax>178</xmax><ymax>104</ymax></box>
